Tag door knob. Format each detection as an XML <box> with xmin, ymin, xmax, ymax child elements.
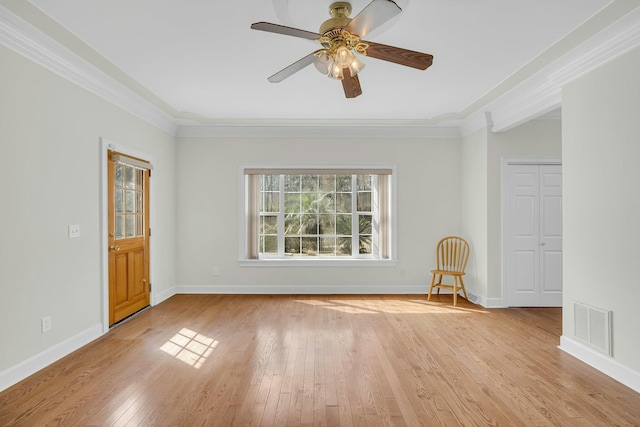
<box><xmin>109</xmin><ymin>246</ymin><xmax>121</xmax><ymax>251</ymax></box>
<box><xmin>540</xmin><ymin>242</ymin><xmax>546</xmax><ymax>246</ymax></box>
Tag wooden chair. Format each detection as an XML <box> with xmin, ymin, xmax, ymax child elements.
<box><xmin>428</xmin><ymin>236</ymin><xmax>470</xmax><ymax>306</ymax></box>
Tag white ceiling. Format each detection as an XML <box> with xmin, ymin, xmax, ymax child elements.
<box><xmin>6</xmin><ymin>0</ymin><xmax>620</xmax><ymax>126</ymax></box>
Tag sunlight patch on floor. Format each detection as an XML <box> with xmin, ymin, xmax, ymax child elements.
<box><xmin>295</xmin><ymin>299</ymin><xmax>377</xmax><ymax>314</ymax></box>
<box><xmin>295</xmin><ymin>298</ymin><xmax>489</xmax><ymax>314</ymax></box>
<box><xmin>160</xmin><ymin>328</ymin><xmax>218</xmax><ymax>369</ymax></box>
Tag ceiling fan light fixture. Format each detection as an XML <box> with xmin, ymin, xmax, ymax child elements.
<box><xmin>334</xmin><ymin>45</ymin><xmax>353</xmax><ymax>68</ymax></box>
<box><xmin>328</xmin><ymin>62</ymin><xmax>344</xmax><ymax>80</ymax></box>
<box><xmin>348</xmin><ymin>55</ymin><xmax>365</xmax><ymax>76</ymax></box>
<box><xmin>313</xmin><ymin>50</ymin><xmax>331</xmax><ymax>75</ymax></box>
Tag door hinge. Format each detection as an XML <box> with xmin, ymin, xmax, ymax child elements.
<box><xmin>148</xmin><ymin>228</ymin><xmax>151</xmax><ymax>237</ymax></box>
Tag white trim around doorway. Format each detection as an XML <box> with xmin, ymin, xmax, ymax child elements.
<box><xmin>99</xmin><ymin>138</ymin><xmax>155</xmax><ymax>333</ymax></box>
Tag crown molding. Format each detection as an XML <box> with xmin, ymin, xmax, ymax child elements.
<box><xmin>483</xmin><ymin>5</ymin><xmax>640</xmax><ymax>133</ymax></box>
<box><xmin>0</xmin><ymin>5</ymin><xmax>177</xmax><ymax>136</ymax></box>
<box><xmin>175</xmin><ymin>122</ymin><xmax>461</xmax><ymax>139</ymax></box>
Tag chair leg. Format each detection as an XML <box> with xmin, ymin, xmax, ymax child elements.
<box><xmin>428</xmin><ymin>274</ymin><xmax>434</xmax><ymax>300</ymax></box>
<box><xmin>459</xmin><ymin>276</ymin><xmax>468</xmax><ymax>300</ymax></box>
<box><xmin>428</xmin><ymin>273</ymin><xmax>436</xmax><ymax>301</ymax></box>
<box><xmin>436</xmin><ymin>275</ymin><xmax>443</xmax><ymax>294</ymax></box>
<box><xmin>452</xmin><ymin>276</ymin><xmax>458</xmax><ymax>306</ymax></box>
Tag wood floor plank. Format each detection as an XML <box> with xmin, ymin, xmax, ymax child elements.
<box><xmin>328</xmin><ymin>304</ymin><xmax>355</xmax><ymax>427</ymax></box>
<box><xmin>300</xmin><ymin>308</ymin><xmax>316</xmax><ymax>426</ymax></box>
<box><xmin>1</xmin><ymin>294</ymin><xmax>640</xmax><ymax>427</ymax></box>
<box><xmin>312</xmin><ymin>312</ymin><xmax>327</xmax><ymax>427</ymax></box>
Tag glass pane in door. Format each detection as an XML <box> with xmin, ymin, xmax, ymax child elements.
<box><xmin>114</xmin><ymin>161</ymin><xmax>146</xmax><ymax>240</ymax></box>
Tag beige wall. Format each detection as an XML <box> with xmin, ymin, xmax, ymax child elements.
<box><xmin>562</xmin><ymin>45</ymin><xmax>640</xmax><ymax>373</ymax></box>
<box><xmin>460</xmin><ymin>128</ymin><xmax>489</xmax><ymax>301</ymax></box>
<box><xmin>174</xmin><ymin>120</ymin><xmax>561</xmax><ymax>305</ymax></box>
<box><xmin>175</xmin><ymin>137</ymin><xmax>461</xmax><ymax>291</ymax></box>
<box><xmin>0</xmin><ymin>45</ymin><xmax>176</xmax><ymax>374</ymax></box>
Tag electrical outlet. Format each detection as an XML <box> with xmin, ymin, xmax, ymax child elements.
<box><xmin>68</xmin><ymin>224</ymin><xmax>80</xmax><ymax>238</ymax></box>
<box><xmin>213</xmin><ymin>267</ymin><xmax>220</xmax><ymax>277</ymax></box>
<box><xmin>41</xmin><ymin>316</ymin><xmax>52</xmax><ymax>333</ymax></box>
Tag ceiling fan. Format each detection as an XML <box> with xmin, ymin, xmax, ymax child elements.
<box><xmin>251</xmin><ymin>0</ymin><xmax>433</xmax><ymax>98</ymax></box>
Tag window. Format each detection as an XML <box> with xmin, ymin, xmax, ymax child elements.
<box><xmin>243</xmin><ymin>167</ymin><xmax>394</xmax><ymax>262</ymax></box>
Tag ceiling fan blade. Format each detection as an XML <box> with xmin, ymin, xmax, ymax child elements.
<box><xmin>251</xmin><ymin>22</ymin><xmax>321</xmax><ymax>41</ymax></box>
<box><xmin>267</xmin><ymin>51</ymin><xmax>319</xmax><ymax>83</ymax></box>
<box><xmin>363</xmin><ymin>41</ymin><xmax>433</xmax><ymax>70</ymax></box>
<box><xmin>341</xmin><ymin>68</ymin><xmax>363</xmax><ymax>98</ymax></box>
<box><xmin>345</xmin><ymin>0</ymin><xmax>402</xmax><ymax>38</ymax></box>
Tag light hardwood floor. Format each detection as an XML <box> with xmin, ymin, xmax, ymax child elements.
<box><xmin>1</xmin><ymin>294</ymin><xmax>640</xmax><ymax>426</ymax></box>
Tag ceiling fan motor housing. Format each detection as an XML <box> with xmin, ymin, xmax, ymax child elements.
<box><xmin>320</xmin><ymin>2</ymin><xmax>353</xmax><ymax>34</ymax></box>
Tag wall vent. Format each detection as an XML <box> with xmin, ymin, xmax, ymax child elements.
<box><xmin>573</xmin><ymin>300</ymin><xmax>612</xmax><ymax>356</ymax></box>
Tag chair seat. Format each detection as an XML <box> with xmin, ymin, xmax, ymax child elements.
<box><xmin>429</xmin><ymin>284</ymin><xmax>457</xmax><ymax>291</ymax></box>
<box><xmin>430</xmin><ymin>269</ymin><xmax>465</xmax><ymax>276</ymax></box>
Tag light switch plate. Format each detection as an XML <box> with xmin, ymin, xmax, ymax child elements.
<box><xmin>69</xmin><ymin>224</ymin><xmax>80</xmax><ymax>238</ymax></box>
<box><xmin>42</xmin><ymin>316</ymin><xmax>52</xmax><ymax>333</ymax></box>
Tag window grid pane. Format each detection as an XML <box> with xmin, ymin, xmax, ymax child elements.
<box><xmin>356</xmin><ymin>175</ymin><xmax>373</xmax><ymax>255</ymax></box>
<box><xmin>258</xmin><ymin>173</ymin><xmax>377</xmax><ymax>258</ymax></box>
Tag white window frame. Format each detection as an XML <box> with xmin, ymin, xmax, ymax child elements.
<box><xmin>238</xmin><ymin>164</ymin><xmax>398</xmax><ymax>267</ymax></box>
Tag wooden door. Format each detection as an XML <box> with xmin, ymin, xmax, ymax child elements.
<box><xmin>108</xmin><ymin>151</ymin><xmax>150</xmax><ymax>325</ymax></box>
<box><xmin>505</xmin><ymin>163</ymin><xmax>562</xmax><ymax>307</ymax></box>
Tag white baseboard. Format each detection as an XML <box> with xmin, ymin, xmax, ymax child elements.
<box><xmin>464</xmin><ymin>292</ymin><xmax>504</xmax><ymax>308</ymax></box>
<box><xmin>175</xmin><ymin>284</ymin><xmax>427</xmax><ymax>295</ymax></box>
<box><xmin>154</xmin><ymin>286</ymin><xmax>177</xmax><ymax>305</ymax></box>
<box><xmin>482</xmin><ymin>297</ymin><xmax>505</xmax><ymax>308</ymax></box>
<box><xmin>0</xmin><ymin>323</ymin><xmax>103</xmax><ymax>393</ymax></box>
<box><xmin>559</xmin><ymin>335</ymin><xmax>640</xmax><ymax>393</ymax></box>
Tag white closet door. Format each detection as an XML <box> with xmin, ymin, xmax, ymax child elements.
<box><xmin>506</xmin><ymin>163</ymin><xmax>562</xmax><ymax>307</ymax></box>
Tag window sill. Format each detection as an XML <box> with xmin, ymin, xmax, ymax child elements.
<box><xmin>238</xmin><ymin>258</ymin><xmax>398</xmax><ymax>268</ymax></box>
